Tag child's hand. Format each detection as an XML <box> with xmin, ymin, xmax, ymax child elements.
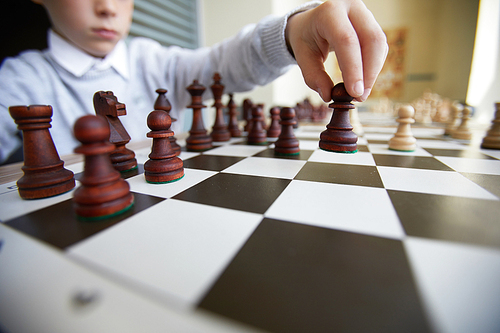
<box><xmin>285</xmin><ymin>0</ymin><xmax>388</xmax><ymax>102</ymax></box>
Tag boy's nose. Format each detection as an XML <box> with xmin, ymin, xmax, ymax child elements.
<box><xmin>95</xmin><ymin>0</ymin><xmax>118</xmax><ymax>17</ymax></box>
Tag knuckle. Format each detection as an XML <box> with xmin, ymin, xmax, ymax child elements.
<box><xmin>337</xmin><ymin>31</ymin><xmax>359</xmax><ymax>47</ymax></box>
<box><xmin>366</xmin><ymin>29</ymin><xmax>388</xmax><ymax>49</ymax></box>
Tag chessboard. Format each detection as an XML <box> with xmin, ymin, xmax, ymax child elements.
<box><xmin>1</xmin><ymin>118</ymin><xmax>500</xmax><ymax>333</ymax></box>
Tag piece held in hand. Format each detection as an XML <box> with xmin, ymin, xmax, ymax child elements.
<box><xmin>73</xmin><ymin>115</ymin><xmax>134</xmax><ymax>220</ymax></box>
<box><xmin>319</xmin><ymin>83</ymin><xmax>358</xmax><ymax>153</ymax></box>
<box><xmin>247</xmin><ymin>104</ymin><xmax>268</xmax><ymax>145</ymax></box>
<box><xmin>144</xmin><ymin>110</ymin><xmax>184</xmax><ymax>184</ymax></box>
<box><xmin>274</xmin><ymin>107</ymin><xmax>300</xmax><ymax>156</ymax></box>
<box><xmin>210</xmin><ymin>73</ymin><xmax>231</xmax><ymax>142</ymax></box>
<box><xmin>93</xmin><ymin>91</ymin><xmax>137</xmax><ymax>172</ymax></box>
<box><xmin>8</xmin><ymin>105</ymin><xmax>75</xmax><ymax>199</ymax></box>
<box><xmin>227</xmin><ymin>93</ymin><xmax>241</xmax><ymax>137</ymax></box>
<box><xmin>155</xmin><ymin>88</ymin><xmax>181</xmax><ymax>156</ymax></box>
<box><xmin>481</xmin><ymin>102</ymin><xmax>500</xmax><ymax>150</ymax></box>
<box><xmin>186</xmin><ymin>80</ymin><xmax>213</xmax><ymax>151</ymax></box>
<box><xmin>389</xmin><ymin>105</ymin><xmax>417</xmax><ymax>152</ymax></box>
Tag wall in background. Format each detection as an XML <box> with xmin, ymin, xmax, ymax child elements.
<box><xmin>201</xmin><ymin>0</ymin><xmax>485</xmax><ymax>119</ymax></box>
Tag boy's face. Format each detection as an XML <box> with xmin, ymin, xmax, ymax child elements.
<box><xmin>33</xmin><ymin>0</ymin><xmax>134</xmax><ymax>58</ymax></box>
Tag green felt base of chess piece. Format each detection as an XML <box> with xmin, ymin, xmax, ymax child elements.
<box><xmin>146</xmin><ymin>174</ymin><xmax>184</xmax><ymax>185</ymax></box>
<box><xmin>77</xmin><ymin>201</ymin><xmax>134</xmax><ymax>222</ymax></box>
<box><xmin>320</xmin><ymin>147</ymin><xmax>358</xmax><ymax>154</ymax></box>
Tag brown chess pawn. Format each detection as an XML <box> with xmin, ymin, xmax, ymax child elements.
<box><xmin>186</xmin><ymin>80</ymin><xmax>213</xmax><ymax>151</ymax></box>
<box><xmin>93</xmin><ymin>91</ymin><xmax>138</xmax><ymax>172</ymax></box>
<box><xmin>226</xmin><ymin>93</ymin><xmax>241</xmax><ymax>137</ymax></box>
<box><xmin>319</xmin><ymin>83</ymin><xmax>358</xmax><ymax>153</ymax></box>
<box><xmin>144</xmin><ymin>110</ymin><xmax>184</xmax><ymax>184</ymax></box>
<box><xmin>247</xmin><ymin>104</ymin><xmax>268</xmax><ymax>145</ymax></box>
<box><xmin>155</xmin><ymin>88</ymin><xmax>181</xmax><ymax>156</ymax></box>
<box><xmin>243</xmin><ymin>98</ymin><xmax>253</xmax><ymax>132</ymax></box>
<box><xmin>274</xmin><ymin>107</ymin><xmax>300</xmax><ymax>156</ymax></box>
<box><xmin>73</xmin><ymin>115</ymin><xmax>134</xmax><ymax>220</ymax></box>
<box><xmin>389</xmin><ymin>105</ymin><xmax>417</xmax><ymax>152</ymax></box>
<box><xmin>8</xmin><ymin>105</ymin><xmax>75</xmax><ymax>199</ymax></box>
<box><xmin>266</xmin><ymin>106</ymin><xmax>281</xmax><ymax>138</ymax></box>
<box><xmin>481</xmin><ymin>102</ymin><xmax>500</xmax><ymax>149</ymax></box>
<box><xmin>210</xmin><ymin>73</ymin><xmax>231</xmax><ymax>142</ymax></box>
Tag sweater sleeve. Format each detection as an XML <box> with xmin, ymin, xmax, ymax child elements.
<box><xmin>128</xmin><ymin>1</ymin><xmax>323</xmax><ymax>108</ymax></box>
<box><xmin>0</xmin><ymin>54</ymin><xmax>46</xmax><ymax>163</ymax></box>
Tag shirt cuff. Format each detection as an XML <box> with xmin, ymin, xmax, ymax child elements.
<box><xmin>260</xmin><ymin>1</ymin><xmax>323</xmax><ymax>68</ymax></box>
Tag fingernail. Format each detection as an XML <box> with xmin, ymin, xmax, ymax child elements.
<box><xmin>353</xmin><ymin>81</ymin><xmax>364</xmax><ymax>97</ymax></box>
<box><xmin>318</xmin><ymin>88</ymin><xmax>330</xmax><ymax>102</ymax></box>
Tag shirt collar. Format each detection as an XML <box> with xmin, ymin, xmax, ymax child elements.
<box><xmin>48</xmin><ymin>29</ymin><xmax>129</xmax><ymax>79</ymax></box>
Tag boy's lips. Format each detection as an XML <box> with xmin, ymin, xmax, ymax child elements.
<box><xmin>92</xmin><ymin>28</ymin><xmax>118</xmax><ymax>40</ymax></box>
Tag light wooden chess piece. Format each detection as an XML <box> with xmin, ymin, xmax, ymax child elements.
<box><xmin>349</xmin><ymin>107</ymin><xmax>364</xmax><ymax>136</ymax></box>
<box><xmin>444</xmin><ymin>101</ymin><xmax>463</xmax><ymax>136</ymax></box>
<box><xmin>421</xmin><ymin>103</ymin><xmax>433</xmax><ymax>124</ymax></box>
<box><xmin>481</xmin><ymin>102</ymin><xmax>500</xmax><ymax>149</ymax></box>
<box><xmin>452</xmin><ymin>105</ymin><xmax>472</xmax><ymax>141</ymax></box>
<box><xmin>389</xmin><ymin>105</ymin><xmax>417</xmax><ymax>152</ymax></box>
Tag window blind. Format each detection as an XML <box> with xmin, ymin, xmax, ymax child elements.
<box><xmin>129</xmin><ymin>0</ymin><xmax>199</xmax><ymax>49</ymax></box>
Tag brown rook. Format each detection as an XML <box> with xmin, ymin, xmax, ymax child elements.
<box><xmin>8</xmin><ymin>105</ymin><xmax>75</xmax><ymax>199</ymax></box>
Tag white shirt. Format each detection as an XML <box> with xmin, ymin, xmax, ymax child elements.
<box><xmin>48</xmin><ymin>30</ymin><xmax>129</xmax><ymax>80</ymax></box>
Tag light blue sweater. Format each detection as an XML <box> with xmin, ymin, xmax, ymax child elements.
<box><xmin>0</xmin><ymin>2</ymin><xmax>320</xmax><ymax>163</ymax></box>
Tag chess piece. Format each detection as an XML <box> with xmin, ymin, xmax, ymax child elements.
<box><xmin>452</xmin><ymin>105</ymin><xmax>472</xmax><ymax>140</ymax></box>
<box><xmin>419</xmin><ymin>91</ymin><xmax>433</xmax><ymax>124</ymax></box>
<box><xmin>186</xmin><ymin>80</ymin><xmax>213</xmax><ymax>151</ymax></box>
<box><xmin>8</xmin><ymin>105</ymin><xmax>75</xmax><ymax>199</ymax></box>
<box><xmin>349</xmin><ymin>107</ymin><xmax>364</xmax><ymax>136</ymax></box>
<box><xmin>444</xmin><ymin>101</ymin><xmax>463</xmax><ymax>136</ymax></box>
<box><xmin>319</xmin><ymin>83</ymin><xmax>358</xmax><ymax>153</ymax></box>
<box><xmin>389</xmin><ymin>105</ymin><xmax>417</xmax><ymax>152</ymax></box>
<box><xmin>210</xmin><ymin>73</ymin><xmax>231</xmax><ymax>142</ymax></box>
<box><xmin>73</xmin><ymin>115</ymin><xmax>134</xmax><ymax>219</ymax></box>
<box><xmin>481</xmin><ymin>102</ymin><xmax>500</xmax><ymax>149</ymax></box>
<box><xmin>243</xmin><ymin>98</ymin><xmax>253</xmax><ymax>132</ymax></box>
<box><xmin>226</xmin><ymin>93</ymin><xmax>241</xmax><ymax>137</ymax></box>
<box><xmin>266</xmin><ymin>106</ymin><xmax>281</xmax><ymax>138</ymax></box>
<box><xmin>247</xmin><ymin>104</ymin><xmax>268</xmax><ymax>145</ymax></box>
<box><xmin>93</xmin><ymin>91</ymin><xmax>138</xmax><ymax>172</ymax></box>
<box><xmin>144</xmin><ymin>110</ymin><xmax>184</xmax><ymax>184</ymax></box>
<box><xmin>311</xmin><ymin>104</ymin><xmax>327</xmax><ymax>122</ymax></box>
<box><xmin>155</xmin><ymin>88</ymin><xmax>181</xmax><ymax>156</ymax></box>
<box><xmin>274</xmin><ymin>107</ymin><xmax>300</xmax><ymax>155</ymax></box>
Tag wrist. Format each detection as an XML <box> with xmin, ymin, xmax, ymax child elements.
<box><xmin>283</xmin><ymin>1</ymin><xmax>322</xmax><ymax>58</ymax></box>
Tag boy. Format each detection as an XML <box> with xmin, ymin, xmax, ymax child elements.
<box><xmin>0</xmin><ymin>0</ymin><xmax>387</xmax><ymax>163</ymax></box>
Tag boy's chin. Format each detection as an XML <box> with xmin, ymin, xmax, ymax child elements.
<box><xmin>84</xmin><ymin>43</ymin><xmax>118</xmax><ymax>58</ymax></box>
